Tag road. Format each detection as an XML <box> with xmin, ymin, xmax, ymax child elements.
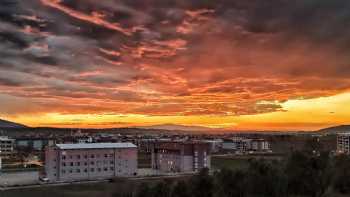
<box><xmin>0</xmin><ymin>170</ymin><xmax>195</xmax><ymax>191</ymax></box>
<box><xmin>0</xmin><ymin>171</ymin><xmax>39</xmax><ymax>187</ymax></box>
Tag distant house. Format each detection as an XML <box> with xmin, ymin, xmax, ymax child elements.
<box><xmin>337</xmin><ymin>133</ymin><xmax>350</xmax><ymax>154</ymax></box>
<box><xmin>200</xmin><ymin>139</ymin><xmax>223</xmax><ymax>153</ymax></box>
<box><xmin>44</xmin><ymin>142</ymin><xmax>138</xmax><ymax>182</ymax></box>
<box><xmin>0</xmin><ymin>136</ymin><xmax>15</xmax><ymax>157</ymax></box>
<box><xmin>16</xmin><ymin>137</ymin><xmax>55</xmax><ymax>151</ymax></box>
<box><xmin>222</xmin><ymin>137</ymin><xmax>251</xmax><ymax>153</ymax></box>
<box><xmin>151</xmin><ymin>141</ymin><xmax>211</xmax><ymax>173</ymax></box>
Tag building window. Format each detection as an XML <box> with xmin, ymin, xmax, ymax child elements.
<box><xmin>91</xmin><ymin>168</ymin><xmax>95</xmax><ymax>172</ymax></box>
<box><xmin>84</xmin><ymin>155</ymin><xmax>88</xmax><ymax>159</ymax></box>
<box><xmin>62</xmin><ymin>170</ymin><xmax>66</xmax><ymax>174</ymax></box>
<box><xmin>91</xmin><ymin>154</ymin><xmax>95</xmax><ymax>158</ymax></box>
<box><xmin>62</xmin><ymin>156</ymin><xmax>66</xmax><ymax>160</ymax></box>
<box><xmin>84</xmin><ymin>168</ymin><xmax>88</xmax><ymax>173</ymax></box>
<box><xmin>91</xmin><ymin>161</ymin><xmax>95</xmax><ymax>165</ymax></box>
<box><xmin>70</xmin><ymin>162</ymin><xmax>74</xmax><ymax>166</ymax></box>
<box><xmin>110</xmin><ymin>167</ymin><xmax>114</xmax><ymax>171</ymax></box>
<box><xmin>84</xmin><ymin>162</ymin><xmax>88</xmax><ymax>166</ymax></box>
<box><xmin>104</xmin><ymin>167</ymin><xmax>108</xmax><ymax>171</ymax></box>
<box><xmin>98</xmin><ymin>168</ymin><xmax>102</xmax><ymax>172</ymax></box>
<box><xmin>76</xmin><ymin>169</ymin><xmax>81</xmax><ymax>173</ymax></box>
<box><xmin>104</xmin><ymin>154</ymin><xmax>108</xmax><ymax>158</ymax></box>
<box><xmin>110</xmin><ymin>161</ymin><xmax>114</xmax><ymax>164</ymax></box>
<box><xmin>62</xmin><ymin>162</ymin><xmax>66</xmax><ymax>166</ymax></box>
<box><xmin>69</xmin><ymin>170</ymin><xmax>73</xmax><ymax>173</ymax></box>
<box><xmin>76</xmin><ymin>162</ymin><xmax>80</xmax><ymax>166</ymax></box>
<box><xmin>77</xmin><ymin>155</ymin><xmax>81</xmax><ymax>159</ymax></box>
<box><xmin>69</xmin><ymin>155</ymin><xmax>73</xmax><ymax>159</ymax></box>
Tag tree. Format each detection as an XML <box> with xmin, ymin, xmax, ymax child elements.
<box><xmin>191</xmin><ymin>168</ymin><xmax>214</xmax><ymax>197</ymax></box>
<box><xmin>214</xmin><ymin>168</ymin><xmax>246</xmax><ymax>197</ymax></box>
<box><xmin>136</xmin><ymin>183</ymin><xmax>152</xmax><ymax>197</ymax></box>
<box><xmin>245</xmin><ymin>159</ymin><xmax>287</xmax><ymax>197</ymax></box>
<box><xmin>152</xmin><ymin>181</ymin><xmax>171</xmax><ymax>197</ymax></box>
<box><xmin>332</xmin><ymin>155</ymin><xmax>350</xmax><ymax>194</ymax></box>
<box><xmin>285</xmin><ymin>151</ymin><xmax>332</xmax><ymax>197</ymax></box>
<box><xmin>171</xmin><ymin>180</ymin><xmax>191</xmax><ymax>197</ymax></box>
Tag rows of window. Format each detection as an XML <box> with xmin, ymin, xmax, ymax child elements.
<box><xmin>61</xmin><ymin>167</ymin><xmax>116</xmax><ymax>174</ymax></box>
<box><xmin>62</xmin><ymin>160</ymin><xmax>115</xmax><ymax>166</ymax></box>
<box><xmin>62</xmin><ymin>153</ymin><xmax>115</xmax><ymax>160</ymax></box>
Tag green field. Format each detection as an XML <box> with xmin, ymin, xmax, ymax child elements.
<box><xmin>211</xmin><ymin>156</ymin><xmax>249</xmax><ymax>171</ymax></box>
<box><xmin>211</xmin><ymin>154</ymin><xmax>284</xmax><ymax>171</ymax></box>
<box><xmin>3</xmin><ymin>182</ymin><xmax>116</xmax><ymax>197</ymax></box>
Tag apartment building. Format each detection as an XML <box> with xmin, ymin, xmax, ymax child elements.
<box><xmin>337</xmin><ymin>133</ymin><xmax>350</xmax><ymax>154</ymax></box>
<box><xmin>0</xmin><ymin>136</ymin><xmax>15</xmax><ymax>157</ymax></box>
<box><xmin>44</xmin><ymin>143</ymin><xmax>138</xmax><ymax>182</ymax></box>
<box><xmin>151</xmin><ymin>141</ymin><xmax>210</xmax><ymax>173</ymax></box>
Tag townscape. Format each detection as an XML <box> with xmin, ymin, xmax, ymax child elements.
<box><xmin>0</xmin><ymin>121</ymin><xmax>350</xmax><ymax>194</ymax></box>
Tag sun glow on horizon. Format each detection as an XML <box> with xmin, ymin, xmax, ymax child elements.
<box><xmin>3</xmin><ymin>92</ymin><xmax>350</xmax><ymax>131</ymax></box>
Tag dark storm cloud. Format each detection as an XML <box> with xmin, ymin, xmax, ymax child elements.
<box><xmin>1</xmin><ymin>0</ymin><xmax>350</xmax><ymax>117</ymax></box>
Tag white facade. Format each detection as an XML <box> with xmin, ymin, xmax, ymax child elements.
<box><xmin>337</xmin><ymin>133</ymin><xmax>350</xmax><ymax>154</ymax></box>
<box><xmin>44</xmin><ymin>143</ymin><xmax>138</xmax><ymax>182</ymax></box>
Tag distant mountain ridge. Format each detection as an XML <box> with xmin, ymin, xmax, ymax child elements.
<box><xmin>0</xmin><ymin>119</ymin><xmax>28</xmax><ymax>128</ymax></box>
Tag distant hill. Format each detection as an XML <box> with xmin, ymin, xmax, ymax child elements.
<box><xmin>318</xmin><ymin>125</ymin><xmax>350</xmax><ymax>134</ymax></box>
<box><xmin>137</xmin><ymin>124</ymin><xmax>223</xmax><ymax>133</ymax></box>
<box><xmin>0</xmin><ymin>119</ymin><xmax>28</xmax><ymax>128</ymax></box>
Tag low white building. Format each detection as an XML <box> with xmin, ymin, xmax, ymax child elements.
<box><xmin>222</xmin><ymin>137</ymin><xmax>251</xmax><ymax>153</ymax></box>
<box><xmin>337</xmin><ymin>133</ymin><xmax>350</xmax><ymax>154</ymax></box>
<box><xmin>222</xmin><ymin>137</ymin><xmax>271</xmax><ymax>153</ymax></box>
<box><xmin>44</xmin><ymin>142</ymin><xmax>138</xmax><ymax>182</ymax></box>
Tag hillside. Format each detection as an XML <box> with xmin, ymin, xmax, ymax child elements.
<box><xmin>0</xmin><ymin>119</ymin><xmax>28</xmax><ymax>128</ymax></box>
<box><xmin>318</xmin><ymin>125</ymin><xmax>350</xmax><ymax>134</ymax></box>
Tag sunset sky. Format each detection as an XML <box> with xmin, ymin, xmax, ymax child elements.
<box><xmin>1</xmin><ymin>0</ymin><xmax>350</xmax><ymax>131</ymax></box>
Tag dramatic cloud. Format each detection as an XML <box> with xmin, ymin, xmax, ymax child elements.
<box><xmin>1</xmin><ymin>0</ymin><xmax>350</xmax><ymax>130</ymax></box>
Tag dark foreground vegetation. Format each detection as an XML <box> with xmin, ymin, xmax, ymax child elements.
<box><xmin>114</xmin><ymin>152</ymin><xmax>350</xmax><ymax>197</ymax></box>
